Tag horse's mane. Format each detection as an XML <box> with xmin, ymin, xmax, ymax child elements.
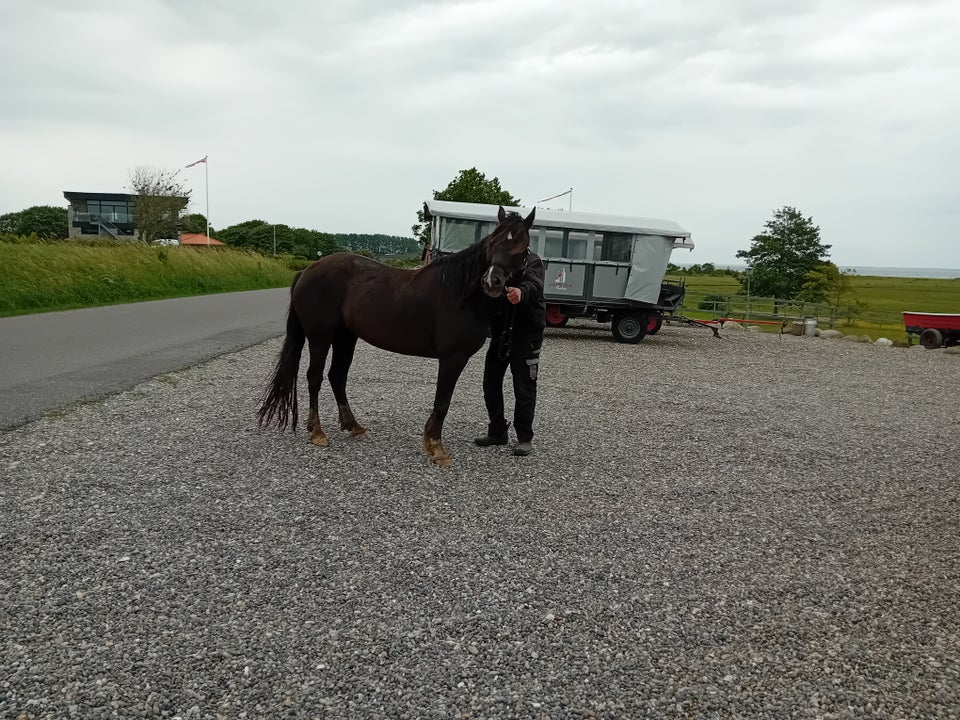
<box><xmin>428</xmin><ymin>241</ymin><xmax>488</xmax><ymax>305</ymax></box>
<box><xmin>426</xmin><ymin>212</ymin><xmax>528</xmax><ymax>304</ymax></box>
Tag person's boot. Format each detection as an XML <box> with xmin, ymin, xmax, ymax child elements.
<box><xmin>474</xmin><ymin>433</ymin><xmax>508</xmax><ymax>447</ymax></box>
<box><xmin>513</xmin><ymin>441</ymin><xmax>532</xmax><ymax>456</ymax></box>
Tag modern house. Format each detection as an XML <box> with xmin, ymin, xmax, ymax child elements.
<box><xmin>63</xmin><ymin>192</ymin><xmax>136</xmax><ymax>239</ymax></box>
<box><xmin>63</xmin><ymin>191</ymin><xmax>190</xmax><ymax>241</ymax></box>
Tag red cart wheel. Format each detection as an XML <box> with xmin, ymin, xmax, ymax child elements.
<box><xmin>920</xmin><ymin>328</ymin><xmax>943</xmax><ymax>349</ymax></box>
<box><xmin>546</xmin><ymin>305</ymin><xmax>568</xmax><ymax>327</ymax></box>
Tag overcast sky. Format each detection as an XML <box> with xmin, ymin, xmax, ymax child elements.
<box><xmin>2</xmin><ymin>0</ymin><xmax>958</xmax><ymax>268</ymax></box>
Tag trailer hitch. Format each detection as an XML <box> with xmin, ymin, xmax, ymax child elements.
<box><xmin>666</xmin><ymin>314</ymin><xmax>722</xmax><ymax>338</ymax></box>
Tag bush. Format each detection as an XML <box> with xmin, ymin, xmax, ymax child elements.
<box><xmin>384</xmin><ymin>257</ymin><xmax>422</xmax><ymax>269</ymax></box>
<box><xmin>697</xmin><ymin>294</ymin><xmax>730</xmax><ymax>312</ymax></box>
<box><xmin>1</xmin><ymin>232</ymin><xmax>48</xmax><ymax>244</ymax></box>
<box><xmin>274</xmin><ymin>253</ymin><xmax>315</xmax><ymax>272</ymax></box>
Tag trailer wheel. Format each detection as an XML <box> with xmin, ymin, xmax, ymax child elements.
<box><xmin>647</xmin><ymin>316</ymin><xmax>663</xmax><ymax>335</ymax></box>
<box><xmin>545</xmin><ymin>305</ymin><xmax>568</xmax><ymax>327</ymax></box>
<box><xmin>920</xmin><ymin>328</ymin><xmax>944</xmax><ymax>349</ymax></box>
<box><xmin>612</xmin><ymin>313</ymin><xmax>648</xmax><ymax>344</ymax></box>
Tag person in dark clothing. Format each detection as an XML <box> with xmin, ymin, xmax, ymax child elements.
<box><xmin>474</xmin><ymin>248</ymin><xmax>546</xmax><ymax>456</ymax></box>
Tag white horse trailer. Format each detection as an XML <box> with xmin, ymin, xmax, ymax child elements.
<box><xmin>423</xmin><ymin>200</ymin><xmax>698</xmax><ymax>343</ymax></box>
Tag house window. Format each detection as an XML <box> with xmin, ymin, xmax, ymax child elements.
<box><xmin>85</xmin><ymin>200</ymin><xmax>133</xmax><ymax>224</ymax></box>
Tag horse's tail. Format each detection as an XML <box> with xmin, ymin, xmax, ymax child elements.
<box><xmin>257</xmin><ymin>271</ymin><xmax>306</xmax><ymax>431</ymax></box>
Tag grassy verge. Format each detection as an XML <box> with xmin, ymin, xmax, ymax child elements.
<box><xmin>0</xmin><ymin>242</ymin><xmax>299</xmax><ymax>317</ymax></box>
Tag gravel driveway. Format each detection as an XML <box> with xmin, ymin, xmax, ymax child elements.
<box><xmin>2</xmin><ymin>320</ymin><xmax>958</xmax><ymax>719</ymax></box>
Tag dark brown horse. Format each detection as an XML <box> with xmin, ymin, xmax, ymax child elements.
<box><xmin>257</xmin><ymin>206</ymin><xmax>536</xmax><ymax>466</ymax></box>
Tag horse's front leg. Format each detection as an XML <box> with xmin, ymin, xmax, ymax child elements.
<box><xmin>423</xmin><ymin>353</ymin><xmax>470</xmax><ymax>467</ymax></box>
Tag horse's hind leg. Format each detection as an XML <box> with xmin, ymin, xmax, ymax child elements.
<box><xmin>329</xmin><ymin>329</ymin><xmax>366</xmax><ymax>437</ymax></box>
<box><xmin>306</xmin><ymin>340</ymin><xmax>331</xmax><ymax>446</ymax></box>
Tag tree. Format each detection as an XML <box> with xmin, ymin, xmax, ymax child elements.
<box><xmin>127</xmin><ymin>166</ymin><xmax>191</xmax><ymax>245</ymax></box>
<box><xmin>736</xmin><ymin>206</ymin><xmax>830</xmax><ymax>301</ymax></box>
<box><xmin>182</xmin><ymin>213</ymin><xmax>212</xmax><ymax>235</ymax></box>
<box><xmin>412</xmin><ymin>167</ymin><xmax>520</xmax><ymax>251</ymax></box>
<box><xmin>288</xmin><ymin>227</ymin><xmax>340</xmax><ymax>259</ymax></box>
<box><xmin>797</xmin><ymin>261</ymin><xmax>855</xmax><ymax>306</ymax></box>
<box><xmin>216</xmin><ymin>219</ymin><xmax>341</xmax><ymax>259</ymax></box>
<box><xmin>214</xmin><ymin>219</ymin><xmax>266</xmax><ymax>250</ymax></box>
<box><xmin>0</xmin><ymin>205</ymin><xmax>68</xmax><ymax>239</ymax></box>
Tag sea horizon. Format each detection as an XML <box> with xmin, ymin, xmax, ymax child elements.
<box><xmin>679</xmin><ymin>264</ymin><xmax>960</xmax><ymax>280</ymax></box>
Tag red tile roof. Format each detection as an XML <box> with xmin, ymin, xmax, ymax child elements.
<box><xmin>180</xmin><ymin>233</ymin><xmax>224</xmax><ymax>246</ymax></box>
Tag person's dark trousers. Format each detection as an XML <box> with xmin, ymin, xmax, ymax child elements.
<box><xmin>482</xmin><ymin>334</ymin><xmax>542</xmax><ymax>443</ymax></box>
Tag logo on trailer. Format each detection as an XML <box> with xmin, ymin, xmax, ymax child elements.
<box><xmin>551</xmin><ymin>268</ymin><xmax>572</xmax><ymax>291</ymax></box>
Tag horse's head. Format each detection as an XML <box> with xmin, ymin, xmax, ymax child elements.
<box><xmin>480</xmin><ymin>206</ymin><xmax>536</xmax><ymax>298</ymax></box>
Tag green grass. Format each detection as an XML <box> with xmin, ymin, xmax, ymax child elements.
<box><xmin>843</xmin><ymin>276</ymin><xmax>960</xmax><ymax>315</ymax></box>
<box><xmin>4</xmin><ymin>240</ymin><xmax>959</xmax><ymax>346</ymax></box>
<box><xmin>673</xmin><ymin>273</ymin><xmax>960</xmax><ymax>342</ymax></box>
<box><xmin>0</xmin><ymin>242</ymin><xmax>297</xmax><ymax>317</ymax></box>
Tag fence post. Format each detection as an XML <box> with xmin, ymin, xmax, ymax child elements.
<box><xmin>745</xmin><ymin>269</ymin><xmax>752</xmax><ymax>321</ymax></box>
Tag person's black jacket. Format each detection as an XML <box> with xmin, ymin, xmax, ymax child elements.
<box><xmin>490</xmin><ymin>250</ymin><xmax>546</xmax><ymax>339</ymax></box>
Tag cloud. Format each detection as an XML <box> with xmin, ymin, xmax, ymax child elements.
<box><xmin>1</xmin><ymin>0</ymin><xmax>958</xmax><ymax>267</ymax></box>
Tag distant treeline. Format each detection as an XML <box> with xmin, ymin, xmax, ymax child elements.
<box><xmin>211</xmin><ymin>220</ymin><xmax>418</xmax><ymax>259</ymax></box>
<box><xmin>213</xmin><ymin>221</ymin><xmax>339</xmax><ymax>259</ymax></box>
<box><xmin>333</xmin><ymin>233</ymin><xmax>419</xmax><ymax>256</ymax></box>
<box><xmin>666</xmin><ymin>262</ymin><xmax>742</xmax><ymax>277</ymax></box>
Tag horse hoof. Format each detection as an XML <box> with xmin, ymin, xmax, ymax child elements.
<box><xmin>430</xmin><ymin>453</ymin><xmax>453</xmax><ymax>467</ymax></box>
<box><xmin>310</xmin><ymin>433</ymin><xmax>329</xmax><ymax>447</ymax></box>
<box><xmin>423</xmin><ymin>437</ymin><xmax>452</xmax><ymax>466</ymax></box>
<box><xmin>348</xmin><ymin>426</ymin><xmax>368</xmax><ymax>438</ymax></box>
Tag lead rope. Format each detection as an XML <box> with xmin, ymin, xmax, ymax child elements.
<box><xmin>497</xmin><ymin>302</ymin><xmax>517</xmax><ymax>360</ymax></box>
<box><xmin>496</xmin><ymin>251</ymin><xmax>529</xmax><ymax>360</ymax></box>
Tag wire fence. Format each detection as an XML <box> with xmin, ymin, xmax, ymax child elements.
<box><xmin>679</xmin><ymin>289</ymin><xmax>903</xmax><ymax>329</ymax></box>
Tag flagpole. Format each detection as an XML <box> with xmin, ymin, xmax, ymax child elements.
<box><xmin>184</xmin><ymin>155</ymin><xmax>210</xmax><ymax>244</ymax></box>
<box><xmin>205</xmin><ymin>158</ymin><xmax>209</xmax><ymax>245</ymax></box>
<box><xmin>535</xmin><ymin>186</ymin><xmax>574</xmax><ymax>211</ymax></box>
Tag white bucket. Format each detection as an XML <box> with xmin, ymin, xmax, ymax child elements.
<box><xmin>803</xmin><ymin>318</ymin><xmax>817</xmax><ymax>336</ymax></box>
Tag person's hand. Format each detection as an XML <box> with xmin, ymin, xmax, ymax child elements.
<box><xmin>506</xmin><ymin>287</ymin><xmax>522</xmax><ymax>304</ymax></box>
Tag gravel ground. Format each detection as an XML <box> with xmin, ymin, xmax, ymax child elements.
<box><xmin>2</xmin><ymin>319</ymin><xmax>958</xmax><ymax>720</ymax></box>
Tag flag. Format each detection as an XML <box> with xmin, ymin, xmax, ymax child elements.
<box><xmin>185</xmin><ymin>156</ymin><xmax>207</xmax><ymax>168</ymax></box>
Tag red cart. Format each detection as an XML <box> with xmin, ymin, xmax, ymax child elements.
<box><xmin>903</xmin><ymin>311</ymin><xmax>960</xmax><ymax>349</ymax></box>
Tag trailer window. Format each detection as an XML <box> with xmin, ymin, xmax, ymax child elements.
<box><xmin>567</xmin><ymin>231</ymin><xmax>589</xmax><ymax>259</ymax></box>
<box><xmin>440</xmin><ymin>218</ymin><xmax>481</xmax><ymax>252</ymax></box>
<box><xmin>528</xmin><ymin>227</ymin><xmax>543</xmax><ymax>254</ymax></box>
<box><xmin>543</xmin><ymin>229</ymin><xmax>564</xmax><ymax>258</ymax></box>
<box><xmin>596</xmin><ymin>233</ymin><xmax>631</xmax><ymax>262</ymax></box>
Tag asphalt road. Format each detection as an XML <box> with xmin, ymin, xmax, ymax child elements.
<box><xmin>0</xmin><ymin>288</ymin><xmax>291</xmax><ymax>430</ymax></box>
